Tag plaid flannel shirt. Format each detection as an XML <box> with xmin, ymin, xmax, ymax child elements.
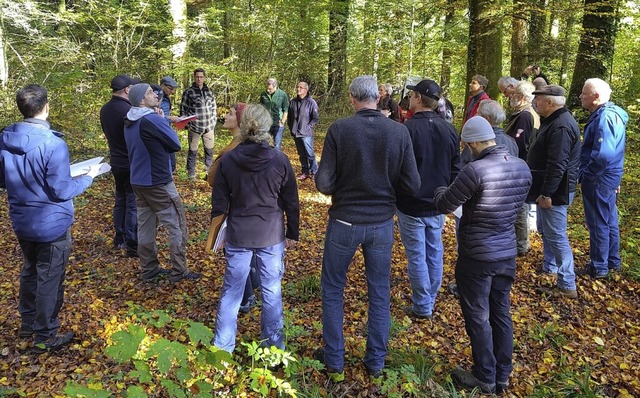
<box><xmin>180</xmin><ymin>83</ymin><xmax>217</xmax><ymax>133</ymax></box>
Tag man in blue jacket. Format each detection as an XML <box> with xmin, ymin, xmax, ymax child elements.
<box><xmin>578</xmin><ymin>78</ymin><xmax>628</xmax><ymax>278</ymax></box>
<box><xmin>396</xmin><ymin>79</ymin><xmax>460</xmax><ymax>320</ymax></box>
<box><xmin>125</xmin><ymin>83</ymin><xmax>200</xmax><ymax>284</ymax></box>
<box><xmin>0</xmin><ymin>84</ymin><xmax>101</xmax><ymax>353</ymax></box>
<box><xmin>435</xmin><ymin>116</ymin><xmax>532</xmax><ymax>395</ymax></box>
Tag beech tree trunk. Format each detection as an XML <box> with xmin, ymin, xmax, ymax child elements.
<box><xmin>510</xmin><ymin>0</ymin><xmax>528</xmax><ymax>78</ymax></box>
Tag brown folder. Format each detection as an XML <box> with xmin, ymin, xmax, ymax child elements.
<box><xmin>205</xmin><ymin>213</ymin><xmax>227</xmax><ymax>252</ymax></box>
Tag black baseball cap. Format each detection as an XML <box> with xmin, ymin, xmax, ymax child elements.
<box><xmin>110</xmin><ymin>74</ymin><xmax>141</xmax><ymax>91</ymax></box>
<box><xmin>406</xmin><ymin>79</ymin><xmax>441</xmax><ymax>100</ymax></box>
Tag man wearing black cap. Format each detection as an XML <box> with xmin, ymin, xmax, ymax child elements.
<box><xmin>396</xmin><ymin>79</ymin><xmax>460</xmax><ymax>320</ymax></box>
<box><xmin>434</xmin><ymin>116</ymin><xmax>532</xmax><ymax>395</ymax></box>
<box><xmin>159</xmin><ymin>76</ymin><xmax>179</xmax><ymax>123</ymax></box>
<box><xmin>527</xmin><ymin>85</ymin><xmax>581</xmax><ymax>299</ymax></box>
<box><xmin>100</xmin><ymin>74</ymin><xmax>141</xmax><ymax>256</ymax></box>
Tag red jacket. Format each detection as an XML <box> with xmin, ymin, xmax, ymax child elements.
<box><xmin>463</xmin><ymin>91</ymin><xmax>490</xmax><ymax>124</ymax></box>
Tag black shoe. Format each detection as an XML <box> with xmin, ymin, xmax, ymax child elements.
<box><xmin>448</xmin><ymin>283</ymin><xmax>459</xmax><ymax>298</ymax></box>
<box><xmin>170</xmin><ymin>271</ymin><xmax>201</xmax><ymax>283</ymax></box>
<box><xmin>313</xmin><ymin>348</ymin><xmax>345</xmax><ymax>382</ymax></box>
<box><xmin>402</xmin><ymin>305</ymin><xmax>432</xmax><ymax>320</ymax></box>
<box><xmin>451</xmin><ymin>368</ymin><xmax>495</xmax><ymax>394</ymax></box>
<box><xmin>19</xmin><ymin>325</ymin><xmax>33</xmax><ymax>338</ymax></box>
<box><xmin>239</xmin><ymin>296</ymin><xmax>257</xmax><ymax>314</ymax></box>
<box><xmin>33</xmin><ymin>331</ymin><xmax>75</xmax><ymax>354</ymax></box>
<box><xmin>576</xmin><ymin>266</ymin><xmax>608</xmax><ymax>279</ymax></box>
<box><xmin>496</xmin><ymin>381</ymin><xmax>509</xmax><ymax>395</ymax></box>
<box><xmin>142</xmin><ymin>268</ymin><xmax>171</xmax><ymax>283</ymax></box>
<box><xmin>535</xmin><ymin>267</ymin><xmax>557</xmax><ymax>276</ymax></box>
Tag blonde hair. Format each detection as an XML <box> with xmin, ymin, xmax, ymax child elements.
<box><xmin>240</xmin><ymin>104</ymin><xmax>273</xmax><ymax>144</ymax></box>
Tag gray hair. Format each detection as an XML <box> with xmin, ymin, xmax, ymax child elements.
<box><xmin>297</xmin><ymin>81</ymin><xmax>309</xmax><ymax>89</ymax></box>
<box><xmin>349</xmin><ymin>75</ymin><xmax>379</xmax><ymax>103</ymax></box>
<box><xmin>477</xmin><ymin>100</ymin><xmax>506</xmax><ymax>126</ymax></box>
<box><xmin>584</xmin><ymin>78</ymin><xmax>612</xmax><ymax>103</ymax></box>
<box><xmin>240</xmin><ymin>104</ymin><xmax>273</xmax><ymax>144</ymax></box>
<box><xmin>514</xmin><ymin>81</ymin><xmax>535</xmax><ymax>102</ymax></box>
<box><xmin>266</xmin><ymin>78</ymin><xmax>278</xmax><ymax>87</ymax></box>
<box><xmin>497</xmin><ymin>76</ymin><xmax>518</xmax><ymax>91</ymax></box>
<box><xmin>545</xmin><ymin>94</ymin><xmax>567</xmax><ymax>107</ymax></box>
<box><xmin>379</xmin><ymin>83</ymin><xmax>393</xmax><ymax>96</ymax></box>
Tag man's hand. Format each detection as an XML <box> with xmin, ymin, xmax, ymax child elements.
<box><xmin>285</xmin><ymin>239</ymin><xmax>297</xmax><ymax>249</ymax></box>
<box><xmin>168</xmin><ymin>115</ymin><xmax>179</xmax><ymax>122</ymax></box>
<box><xmin>86</xmin><ymin>164</ymin><xmax>102</xmax><ymax>178</ymax></box>
<box><xmin>536</xmin><ymin>195</ymin><xmax>552</xmax><ymax>209</ymax></box>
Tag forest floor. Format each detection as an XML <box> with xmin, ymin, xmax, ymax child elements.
<box><xmin>1</xmin><ymin>130</ymin><xmax>639</xmax><ymax>397</ymax></box>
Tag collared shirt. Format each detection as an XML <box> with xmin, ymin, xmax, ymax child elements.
<box><xmin>260</xmin><ymin>88</ymin><xmax>289</xmax><ymax>126</ymax></box>
<box><xmin>180</xmin><ymin>83</ymin><xmax>217</xmax><ymax>133</ymax></box>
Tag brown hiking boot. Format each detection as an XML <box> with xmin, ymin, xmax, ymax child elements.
<box><xmin>538</xmin><ymin>285</ymin><xmax>578</xmax><ymax>299</ymax></box>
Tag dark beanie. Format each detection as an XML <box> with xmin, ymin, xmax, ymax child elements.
<box><xmin>128</xmin><ymin>83</ymin><xmax>150</xmax><ymax>106</ymax></box>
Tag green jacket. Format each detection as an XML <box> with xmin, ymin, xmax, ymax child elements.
<box><xmin>260</xmin><ymin>88</ymin><xmax>289</xmax><ymax>126</ymax></box>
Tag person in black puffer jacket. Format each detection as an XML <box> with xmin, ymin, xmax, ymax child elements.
<box><xmin>434</xmin><ymin>116</ymin><xmax>532</xmax><ymax>395</ymax></box>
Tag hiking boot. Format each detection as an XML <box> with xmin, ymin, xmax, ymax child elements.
<box><xmin>535</xmin><ymin>267</ymin><xmax>557</xmax><ymax>276</ymax></box>
<box><xmin>170</xmin><ymin>271</ymin><xmax>201</xmax><ymax>283</ymax></box>
<box><xmin>365</xmin><ymin>365</ymin><xmax>383</xmax><ymax>383</ymax></box>
<box><xmin>538</xmin><ymin>285</ymin><xmax>578</xmax><ymax>299</ymax></box>
<box><xmin>576</xmin><ymin>266</ymin><xmax>608</xmax><ymax>279</ymax></box>
<box><xmin>33</xmin><ymin>331</ymin><xmax>75</xmax><ymax>354</ymax></box>
<box><xmin>402</xmin><ymin>305</ymin><xmax>432</xmax><ymax>320</ymax></box>
<box><xmin>451</xmin><ymin>368</ymin><xmax>495</xmax><ymax>394</ymax></box>
<box><xmin>141</xmin><ymin>268</ymin><xmax>171</xmax><ymax>283</ymax></box>
<box><xmin>313</xmin><ymin>348</ymin><xmax>345</xmax><ymax>382</ymax></box>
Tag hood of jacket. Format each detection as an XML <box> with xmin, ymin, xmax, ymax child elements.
<box><xmin>1</xmin><ymin>119</ymin><xmax>61</xmax><ymax>155</ymax></box>
<box><xmin>126</xmin><ymin>106</ymin><xmax>155</xmax><ymax>122</ymax></box>
<box><xmin>591</xmin><ymin>102</ymin><xmax>629</xmax><ymax>125</ymax></box>
<box><xmin>228</xmin><ymin>141</ymin><xmax>279</xmax><ymax>172</ymax></box>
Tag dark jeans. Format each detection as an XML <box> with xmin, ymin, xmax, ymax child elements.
<box><xmin>241</xmin><ymin>254</ymin><xmax>260</xmax><ymax>305</ymax></box>
<box><xmin>456</xmin><ymin>255</ymin><xmax>515</xmax><ymax>385</ymax></box>
<box><xmin>293</xmin><ymin>136</ymin><xmax>318</xmax><ymax>175</ymax></box>
<box><xmin>112</xmin><ymin>167</ymin><xmax>137</xmax><ymax>249</ymax></box>
<box><xmin>18</xmin><ymin>230</ymin><xmax>71</xmax><ymax>343</ymax></box>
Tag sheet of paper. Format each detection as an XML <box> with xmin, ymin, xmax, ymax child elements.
<box><xmin>70</xmin><ymin>157</ymin><xmax>104</xmax><ymax>178</ymax></box>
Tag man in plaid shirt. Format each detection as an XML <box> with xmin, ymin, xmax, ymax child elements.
<box><xmin>180</xmin><ymin>68</ymin><xmax>217</xmax><ymax>180</ymax></box>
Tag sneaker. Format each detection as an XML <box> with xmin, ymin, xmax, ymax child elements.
<box><xmin>33</xmin><ymin>331</ymin><xmax>75</xmax><ymax>354</ymax></box>
<box><xmin>451</xmin><ymin>368</ymin><xmax>495</xmax><ymax>394</ymax></box>
<box><xmin>535</xmin><ymin>267</ymin><xmax>557</xmax><ymax>276</ymax></box>
<box><xmin>365</xmin><ymin>365</ymin><xmax>383</xmax><ymax>382</ymax></box>
<box><xmin>402</xmin><ymin>305</ymin><xmax>432</xmax><ymax>320</ymax></box>
<box><xmin>313</xmin><ymin>348</ymin><xmax>345</xmax><ymax>382</ymax></box>
<box><xmin>496</xmin><ymin>381</ymin><xmax>509</xmax><ymax>395</ymax></box>
<box><xmin>170</xmin><ymin>271</ymin><xmax>201</xmax><ymax>283</ymax></box>
<box><xmin>239</xmin><ymin>296</ymin><xmax>257</xmax><ymax>314</ymax></box>
<box><xmin>538</xmin><ymin>285</ymin><xmax>578</xmax><ymax>299</ymax></box>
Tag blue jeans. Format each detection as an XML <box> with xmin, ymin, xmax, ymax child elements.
<box><xmin>582</xmin><ymin>178</ymin><xmax>620</xmax><ymax>275</ymax></box>
<box><xmin>396</xmin><ymin>211</ymin><xmax>445</xmax><ymax>316</ymax></box>
<box><xmin>293</xmin><ymin>136</ymin><xmax>318</xmax><ymax>175</ymax></box>
<box><xmin>536</xmin><ymin>193</ymin><xmax>576</xmax><ymax>290</ymax></box>
<box><xmin>269</xmin><ymin>125</ymin><xmax>284</xmax><ymax>150</ymax></box>
<box><xmin>321</xmin><ymin>217</ymin><xmax>394</xmax><ymax>373</ymax></box>
<box><xmin>456</xmin><ymin>255</ymin><xmax>515</xmax><ymax>385</ymax></box>
<box><xmin>18</xmin><ymin>230</ymin><xmax>71</xmax><ymax>343</ymax></box>
<box><xmin>112</xmin><ymin>167</ymin><xmax>137</xmax><ymax>249</ymax></box>
<box><xmin>213</xmin><ymin>241</ymin><xmax>285</xmax><ymax>352</ymax></box>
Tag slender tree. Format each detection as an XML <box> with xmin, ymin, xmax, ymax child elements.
<box><xmin>568</xmin><ymin>0</ymin><xmax>620</xmax><ymax>108</ymax></box>
<box><xmin>328</xmin><ymin>0</ymin><xmax>349</xmax><ymax>99</ymax></box>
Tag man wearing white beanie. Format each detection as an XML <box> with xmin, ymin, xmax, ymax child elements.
<box><xmin>434</xmin><ymin>116</ymin><xmax>532</xmax><ymax>395</ymax></box>
<box><xmin>124</xmin><ymin>83</ymin><xmax>201</xmax><ymax>284</ymax></box>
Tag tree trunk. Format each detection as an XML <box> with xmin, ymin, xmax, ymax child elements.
<box><xmin>0</xmin><ymin>23</ymin><xmax>7</xmax><ymax>88</ymax></box>
<box><xmin>568</xmin><ymin>0</ymin><xmax>619</xmax><ymax>108</ymax></box>
<box><xmin>168</xmin><ymin>0</ymin><xmax>187</xmax><ymax>60</ymax></box>
<box><xmin>509</xmin><ymin>0</ymin><xmax>528</xmax><ymax>78</ymax></box>
<box><xmin>440</xmin><ymin>0</ymin><xmax>455</xmax><ymax>93</ymax></box>
<box><xmin>328</xmin><ymin>0</ymin><xmax>349</xmax><ymax>99</ymax></box>
<box><xmin>467</xmin><ymin>0</ymin><xmax>503</xmax><ymax>100</ymax></box>
<box><xmin>527</xmin><ymin>0</ymin><xmax>547</xmax><ymax>66</ymax></box>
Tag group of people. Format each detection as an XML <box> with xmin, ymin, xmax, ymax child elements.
<box><xmin>0</xmin><ymin>67</ymin><xmax>627</xmax><ymax>397</ymax></box>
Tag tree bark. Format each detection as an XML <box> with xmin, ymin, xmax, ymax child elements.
<box><xmin>168</xmin><ymin>0</ymin><xmax>187</xmax><ymax>60</ymax></box>
<box><xmin>0</xmin><ymin>23</ymin><xmax>7</xmax><ymax>88</ymax></box>
<box><xmin>328</xmin><ymin>0</ymin><xmax>349</xmax><ymax>99</ymax></box>
<box><xmin>467</xmin><ymin>0</ymin><xmax>503</xmax><ymax>100</ymax></box>
<box><xmin>440</xmin><ymin>0</ymin><xmax>455</xmax><ymax>93</ymax></box>
<box><xmin>568</xmin><ymin>0</ymin><xmax>619</xmax><ymax>108</ymax></box>
<box><xmin>527</xmin><ymin>0</ymin><xmax>547</xmax><ymax>66</ymax></box>
<box><xmin>509</xmin><ymin>0</ymin><xmax>528</xmax><ymax>78</ymax></box>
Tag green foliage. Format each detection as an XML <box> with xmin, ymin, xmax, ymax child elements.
<box><xmin>284</xmin><ymin>274</ymin><xmax>320</xmax><ymax>303</ymax></box>
<box><xmin>65</xmin><ymin>307</ymin><xmax>300</xmax><ymax>397</ymax></box>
